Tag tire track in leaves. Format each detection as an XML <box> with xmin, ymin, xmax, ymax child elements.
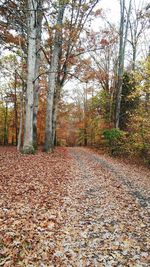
<box><xmin>71</xmin><ymin>147</ymin><xmax>150</xmax><ymax>208</ymax></box>
<box><xmin>0</xmin><ymin>147</ymin><xmax>150</xmax><ymax>266</ymax></box>
<box><xmin>91</xmin><ymin>153</ymin><xmax>150</xmax><ymax>208</ymax></box>
<box><xmin>53</xmin><ymin>147</ymin><xmax>150</xmax><ymax>267</ymax></box>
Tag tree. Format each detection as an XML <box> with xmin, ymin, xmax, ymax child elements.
<box><xmin>44</xmin><ymin>1</ymin><xmax>66</xmax><ymax>152</ymax></box>
<box><xmin>89</xmin><ymin>27</ymin><xmax>118</xmax><ymax>123</ymax></box>
<box><xmin>23</xmin><ymin>0</ymin><xmax>38</xmax><ymax>153</ymax></box>
<box><xmin>0</xmin><ymin>54</ymin><xmax>24</xmax><ymax>145</ymax></box>
<box><xmin>115</xmin><ymin>0</ymin><xmax>132</xmax><ymax>128</ymax></box>
<box><xmin>44</xmin><ymin>0</ymin><xmax>99</xmax><ymax>152</ymax></box>
<box><xmin>128</xmin><ymin>1</ymin><xmax>149</xmax><ymax>70</ymax></box>
<box><xmin>0</xmin><ymin>0</ymin><xmax>27</xmax><ymax>54</ymax></box>
<box><xmin>33</xmin><ymin>0</ymin><xmax>43</xmax><ymax>149</ymax></box>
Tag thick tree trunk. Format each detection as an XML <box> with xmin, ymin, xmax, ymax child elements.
<box><xmin>44</xmin><ymin>3</ymin><xmax>65</xmax><ymax>152</ymax></box>
<box><xmin>23</xmin><ymin>0</ymin><xmax>37</xmax><ymax>153</ymax></box>
<box><xmin>33</xmin><ymin>1</ymin><xmax>43</xmax><ymax>149</ymax></box>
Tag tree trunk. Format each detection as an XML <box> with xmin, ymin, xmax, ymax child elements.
<box><xmin>132</xmin><ymin>45</ymin><xmax>137</xmax><ymax>71</ymax></box>
<box><xmin>84</xmin><ymin>83</ymin><xmax>88</xmax><ymax>146</ymax></box>
<box><xmin>17</xmin><ymin>92</ymin><xmax>23</xmax><ymax>151</ymax></box>
<box><xmin>33</xmin><ymin>0</ymin><xmax>43</xmax><ymax>149</ymax></box>
<box><xmin>115</xmin><ymin>0</ymin><xmax>132</xmax><ymax>128</ymax></box>
<box><xmin>44</xmin><ymin>2</ymin><xmax>65</xmax><ymax>152</ymax></box>
<box><xmin>14</xmin><ymin>70</ymin><xmax>18</xmax><ymax>146</ymax></box>
<box><xmin>115</xmin><ymin>0</ymin><xmax>125</xmax><ymax>128</ymax></box>
<box><xmin>23</xmin><ymin>0</ymin><xmax>37</xmax><ymax>153</ymax></box>
<box><xmin>52</xmin><ymin>82</ymin><xmax>61</xmax><ymax>146</ymax></box>
<box><xmin>4</xmin><ymin>102</ymin><xmax>8</xmax><ymax>145</ymax></box>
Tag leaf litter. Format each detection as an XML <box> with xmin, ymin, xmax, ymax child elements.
<box><xmin>0</xmin><ymin>147</ymin><xmax>150</xmax><ymax>266</ymax></box>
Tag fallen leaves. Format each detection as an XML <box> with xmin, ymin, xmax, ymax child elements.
<box><xmin>0</xmin><ymin>146</ymin><xmax>150</xmax><ymax>266</ymax></box>
<box><xmin>0</xmin><ymin>147</ymin><xmax>73</xmax><ymax>266</ymax></box>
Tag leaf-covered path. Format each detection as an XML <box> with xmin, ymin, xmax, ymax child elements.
<box><xmin>0</xmin><ymin>147</ymin><xmax>150</xmax><ymax>266</ymax></box>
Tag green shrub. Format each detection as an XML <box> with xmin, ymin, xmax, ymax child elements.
<box><xmin>103</xmin><ymin>128</ymin><xmax>123</xmax><ymax>142</ymax></box>
<box><xmin>103</xmin><ymin>128</ymin><xmax>127</xmax><ymax>155</ymax></box>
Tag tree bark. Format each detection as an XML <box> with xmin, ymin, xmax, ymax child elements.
<box><xmin>14</xmin><ymin>70</ymin><xmax>18</xmax><ymax>146</ymax></box>
<box><xmin>84</xmin><ymin>83</ymin><xmax>88</xmax><ymax>146</ymax></box>
<box><xmin>23</xmin><ymin>0</ymin><xmax>37</xmax><ymax>153</ymax></box>
<box><xmin>132</xmin><ymin>45</ymin><xmax>137</xmax><ymax>71</ymax></box>
<box><xmin>17</xmin><ymin>91</ymin><xmax>23</xmax><ymax>151</ymax></box>
<box><xmin>33</xmin><ymin>0</ymin><xmax>43</xmax><ymax>149</ymax></box>
<box><xmin>52</xmin><ymin>82</ymin><xmax>61</xmax><ymax>146</ymax></box>
<box><xmin>44</xmin><ymin>2</ymin><xmax>66</xmax><ymax>152</ymax></box>
<box><xmin>115</xmin><ymin>0</ymin><xmax>132</xmax><ymax>128</ymax></box>
<box><xmin>4</xmin><ymin>102</ymin><xmax>8</xmax><ymax>145</ymax></box>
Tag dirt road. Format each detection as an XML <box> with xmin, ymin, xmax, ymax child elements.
<box><xmin>54</xmin><ymin>147</ymin><xmax>150</xmax><ymax>266</ymax></box>
<box><xmin>0</xmin><ymin>147</ymin><xmax>150</xmax><ymax>266</ymax></box>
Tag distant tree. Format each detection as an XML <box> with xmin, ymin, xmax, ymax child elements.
<box><xmin>128</xmin><ymin>1</ymin><xmax>149</xmax><ymax>70</ymax></box>
<box><xmin>44</xmin><ymin>0</ymin><xmax>99</xmax><ymax>152</ymax></box>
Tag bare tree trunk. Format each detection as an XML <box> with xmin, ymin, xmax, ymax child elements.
<box><xmin>115</xmin><ymin>0</ymin><xmax>132</xmax><ymax>128</ymax></box>
<box><xmin>44</xmin><ymin>2</ymin><xmax>66</xmax><ymax>152</ymax></box>
<box><xmin>132</xmin><ymin>45</ymin><xmax>137</xmax><ymax>71</ymax></box>
<box><xmin>14</xmin><ymin>70</ymin><xmax>18</xmax><ymax>146</ymax></box>
<box><xmin>33</xmin><ymin>0</ymin><xmax>43</xmax><ymax>149</ymax></box>
<box><xmin>23</xmin><ymin>0</ymin><xmax>37</xmax><ymax>153</ymax></box>
<box><xmin>17</xmin><ymin>91</ymin><xmax>23</xmax><ymax>151</ymax></box>
<box><xmin>4</xmin><ymin>102</ymin><xmax>8</xmax><ymax>145</ymax></box>
<box><xmin>52</xmin><ymin>82</ymin><xmax>61</xmax><ymax>146</ymax></box>
<box><xmin>84</xmin><ymin>83</ymin><xmax>88</xmax><ymax>146</ymax></box>
<box><xmin>17</xmin><ymin>36</ymin><xmax>26</xmax><ymax>151</ymax></box>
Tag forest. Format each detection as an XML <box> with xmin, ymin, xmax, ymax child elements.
<box><xmin>0</xmin><ymin>0</ymin><xmax>150</xmax><ymax>266</ymax></box>
<box><xmin>0</xmin><ymin>0</ymin><xmax>149</xmax><ymax>162</ymax></box>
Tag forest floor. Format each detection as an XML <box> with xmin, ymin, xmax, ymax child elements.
<box><xmin>0</xmin><ymin>147</ymin><xmax>150</xmax><ymax>267</ymax></box>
